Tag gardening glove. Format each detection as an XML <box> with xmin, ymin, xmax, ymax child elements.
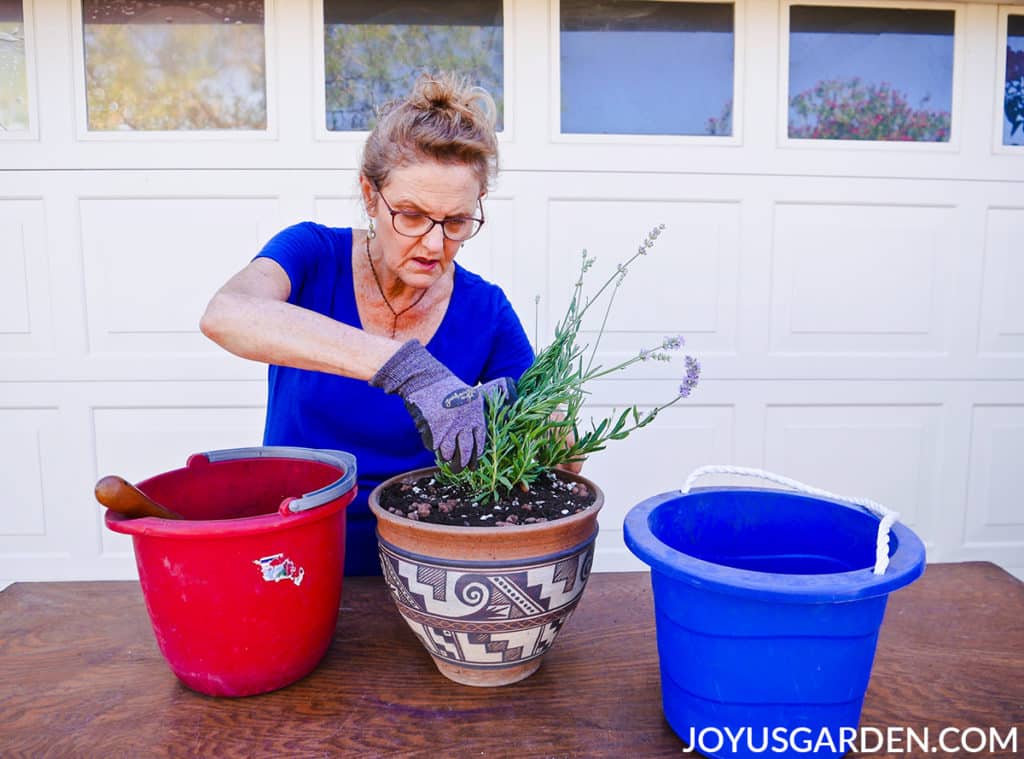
<box><xmin>370</xmin><ymin>340</ymin><xmax>517</xmax><ymax>472</ymax></box>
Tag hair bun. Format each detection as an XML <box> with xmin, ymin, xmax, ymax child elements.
<box><xmin>411</xmin><ymin>74</ymin><xmax>468</xmax><ymax>114</ymax></box>
<box><xmin>410</xmin><ymin>72</ymin><xmax>495</xmax><ymax>126</ymax></box>
<box><xmin>361</xmin><ymin>71</ymin><xmax>500</xmax><ymax>194</ymax></box>
<box><xmin>418</xmin><ymin>78</ymin><xmax>452</xmax><ymax>109</ymax></box>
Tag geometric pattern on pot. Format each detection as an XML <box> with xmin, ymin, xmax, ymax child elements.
<box><xmin>377</xmin><ymin>539</ymin><xmax>594</xmax><ymax>668</ymax></box>
<box><xmin>410</xmin><ymin>614</ymin><xmax>572</xmax><ymax>666</ymax></box>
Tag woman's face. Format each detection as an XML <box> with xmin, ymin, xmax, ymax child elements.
<box><xmin>361</xmin><ymin>161</ymin><xmax>482</xmax><ymax>290</ymax></box>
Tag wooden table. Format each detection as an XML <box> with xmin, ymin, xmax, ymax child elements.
<box><xmin>1</xmin><ymin>563</ymin><xmax>1021</xmax><ymax>758</ymax></box>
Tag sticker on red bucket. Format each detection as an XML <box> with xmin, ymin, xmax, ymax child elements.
<box><xmin>253</xmin><ymin>553</ymin><xmax>305</xmax><ymax>586</ymax></box>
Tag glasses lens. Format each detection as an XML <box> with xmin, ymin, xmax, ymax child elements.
<box><xmin>443</xmin><ymin>218</ymin><xmax>482</xmax><ymax>241</ymax></box>
<box><xmin>393</xmin><ymin>212</ymin><xmax>433</xmax><ymax>237</ymax></box>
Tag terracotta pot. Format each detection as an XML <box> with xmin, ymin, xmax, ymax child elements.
<box><xmin>368</xmin><ymin>467</ymin><xmax>604</xmax><ymax>687</ymax></box>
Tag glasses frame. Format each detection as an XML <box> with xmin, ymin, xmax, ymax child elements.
<box><xmin>374</xmin><ymin>187</ymin><xmax>486</xmax><ymax>242</ymax></box>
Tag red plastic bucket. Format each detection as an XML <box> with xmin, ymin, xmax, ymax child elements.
<box><xmin>105</xmin><ymin>447</ymin><xmax>357</xmax><ymax>697</ymax></box>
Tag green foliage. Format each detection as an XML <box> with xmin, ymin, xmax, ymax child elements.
<box><xmin>705</xmin><ymin>99</ymin><xmax>732</xmax><ymax>137</ymax></box>
<box><xmin>1006</xmin><ymin>47</ymin><xmax>1024</xmax><ymax>141</ymax></box>
<box><xmin>436</xmin><ymin>226</ymin><xmax>701</xmax><ymax>503</ymax></box>
<box><xmin>84</xmin><ymin>25</ymin><xmax>266</xmax><ymax>131</ymax></box>
<box><xmin>789</xmin><ymin>77</ymin><xmax>950</xmax><ymax>142</ymax></box>
<box><xmin>0</xmin><ymin>23</ymin><xmax>29</xmax><ymax>131</ymax></box>
<box><xmin>324</xmin><ymin>24</ymin><xmax>502</xmax><ymax>131</ymax></box>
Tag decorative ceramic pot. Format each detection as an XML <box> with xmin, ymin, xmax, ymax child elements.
<box><xmin>368</xmin><ymin>467</ymin><xmax>603</xmax><ymax>687</ymax></box>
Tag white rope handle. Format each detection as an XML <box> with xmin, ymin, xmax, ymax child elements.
<box><xmin>682</xmin><ymin>465</ymin><xmax>900</xmax><ymax>575</ymax></box>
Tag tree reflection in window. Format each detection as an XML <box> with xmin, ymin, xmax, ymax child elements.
<box><xmin>323</xmin><ymin>0</ymin><xmax>503</xmax><ymax>132</ymax></box>
<box><xmin>788</xmin><ymin>6</ymin><xmax>953</xmax><ymax>142</ymax></box>
<box><xmin>1005</xmin><ymin>15</ymin><xmax>1023</xmax><ymax>146</ymax></box>
<box><xmin>83</xmin><ymin>0</ymin><xmax>267</xmax><ymax>131</ymax></box>
<box><xmin>0</xmin><ymin>0</ymin><xmax>28</xmax><ymax>131</ymax></box>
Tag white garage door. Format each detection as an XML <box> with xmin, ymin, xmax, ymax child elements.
<box><xmin>1</xmin><ymin>0</ymin><xmax>1022</xmax><ymax>582</ymax></box>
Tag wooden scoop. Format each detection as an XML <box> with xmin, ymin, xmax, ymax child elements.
<box><xmin>95</xmin><ymin>476</ymin><xmax>184</xmax><ymax>520</ymax></box>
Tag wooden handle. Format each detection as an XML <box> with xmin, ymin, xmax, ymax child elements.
<box><xmin>94</xmin><ymin>476</ymin><xmax>184</xmax><ymax>520</ymax></box>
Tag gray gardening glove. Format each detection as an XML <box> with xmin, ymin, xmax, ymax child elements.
<box><xmin>370</xmin><ymin>340</ymin><xmax>516</xmax><ymax>472</ymax></box>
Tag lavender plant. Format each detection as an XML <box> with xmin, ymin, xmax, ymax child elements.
<box><xmin>436</xmin><ymin>224</ymin><xmax>701</xmax><ymax>503</ymax></box>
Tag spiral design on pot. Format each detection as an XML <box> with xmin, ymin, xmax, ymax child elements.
<box><xmin>453</xmin><ymin>574</ymin><xmax>491</xmax><ymax>614</ymax></box>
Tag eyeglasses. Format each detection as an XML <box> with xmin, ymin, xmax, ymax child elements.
<box><xmin>375</xmin><ymin>188</ymin><xmax>485</xmax><ymax>242</ymax></box>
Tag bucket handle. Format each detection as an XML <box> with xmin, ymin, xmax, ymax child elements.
<box><xmin>196</xmin><ymin>446</ymin><xmax>357</xmax><ymax>515</ymax></box>
<box><xmin>681</xmin><ymin>465</ymin><xmax>900</xmax><ymax>576</ymax></box>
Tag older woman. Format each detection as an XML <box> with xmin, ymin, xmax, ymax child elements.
<box><xmin>200</xmin><ymin>73</ymin><xmax>533</xmax><ymax>575</ymax></box>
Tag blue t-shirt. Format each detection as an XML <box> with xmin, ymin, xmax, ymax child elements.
<box><xmin>255</xmin><ymin>222</ymin><xmax>534</xmax><ymax>574</ymax></box>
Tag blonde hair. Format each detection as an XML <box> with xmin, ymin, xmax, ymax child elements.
<box><xmin>361</xmin><ymin>72</ymin><xmax>499</xmax><ymax>194</ymax></box>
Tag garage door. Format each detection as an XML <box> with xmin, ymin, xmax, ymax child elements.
<box><xmin>1</xmin><ymin>0</ymin><xmax>1022</xmax><ymax>582</ymax></box>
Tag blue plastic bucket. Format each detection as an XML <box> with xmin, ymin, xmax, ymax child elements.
<box><xmin>623</xmin><ymin>467</ymin><xmax>926</xmax><ymax>759</ymax></box>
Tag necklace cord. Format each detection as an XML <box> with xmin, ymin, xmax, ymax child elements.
<box><xmin>365</xmin><ymin>233</ymin><xmax>429</xmax><ymax>339</ymax></box>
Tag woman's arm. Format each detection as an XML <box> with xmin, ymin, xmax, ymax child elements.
<box><xmin>201</xmin><ymin>253</ymin><xmax>518</xmax><ymax>470</ymax></box>
<box><xmin>199</xmin><ymin>257</ymin><xmax>399</xmax><ymax>381</ymax></box>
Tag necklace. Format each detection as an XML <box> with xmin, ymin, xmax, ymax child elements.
<box><xmin>365</xmin><ymin>233</ymin><xmax>429</xmax><ymax>339</ymax></box>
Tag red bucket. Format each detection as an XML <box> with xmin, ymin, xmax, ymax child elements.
<box><xmin>105</xmin><ymin>447</ymin><xmax>357</xmax><ymax>697</ymax></box>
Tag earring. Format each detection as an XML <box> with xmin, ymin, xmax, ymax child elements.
<box><xmin>367</xmin><ymin>217</ymin><xmax>376</xmax><ymax>240</ymax></box>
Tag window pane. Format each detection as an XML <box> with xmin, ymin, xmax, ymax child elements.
<box><xmin>560</xmin><ymin>0</ymin><xmax>734</xmax><ymax>136</ymax></box>
<box><xmin>1005</xmin><ymin>15</ymin><xmax>1024</xmax><ymax>147</ymax></box>
<box><xmin>323</xmin><ymin>0</ymin><xmax>503</xmax><ymax>132</ymax></box>
<box><xmin>0</xmin><ymin>0</ymin><xmax>29</xmax><ymax>132</ymax></box>
<box><xmin>788</xmin><ymin>6</ymin><xmax>953</xmax><ymax>142</ymax></box>
<box><xmin>83</xmin><ymin>0</ymin><xmax>267</xmax><ymax>131</ymax></box>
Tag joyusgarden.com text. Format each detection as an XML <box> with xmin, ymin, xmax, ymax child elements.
<box><xmin>680</xmin><ymin>725</ymin><xmax>1019</xmax><ymax>754</ymax></box>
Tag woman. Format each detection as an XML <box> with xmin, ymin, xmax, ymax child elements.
<box><xmin>200</xmin><ymin>73</ymin><xmax>534</xmax><ymax>575</ymax></box>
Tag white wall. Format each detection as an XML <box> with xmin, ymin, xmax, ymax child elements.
<box><xmin>1</xmin><ymin>0</ymin><xmax>1022</xmax><ymax>581</ymax></box>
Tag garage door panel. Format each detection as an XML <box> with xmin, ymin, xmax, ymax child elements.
<box><xmin>546</xmin><ymin>199</ymin><xmax>739</xmax><ymax>355</ymax></box>
<box><xmin>79</xmin><ymin>196</ymin><xmax>280</xmax><ymax>354</ymax></box>
<box><xmin>770</xmin><ymin>203</ymin><xmax>955</xmax><ymax>354</ymax></box>
<box><xmin>582</xmin><ymin>404</ymin><xmax>736</xmax><ymax>525</ymax></box>
<box><xmin>763</xmin><ymin>403</ymin><xmax>943</xmax><ymax>531</ymax></box>
<box><xmin>0</xmin><ymin>407</ymin><xmax>59</xmax><ymax>537</ymax></box>
<box><xmin>0</xmin><ymin>199</ymin><xmax>52</xmax><ymax>353</ymax></box>
<box><xmin>585</xmin><ymin>402</ymin><xmax>736</xmax><ymax>572</ymax></box>
<box><xmin>93</xmin><ymin>405</ymin><xmax>266</xmax><ymax>556</ymax></box>
<box><xmin>312</xmin><ymin>194</ymin><xmax>360</xmax><ymax>229</ymax></box>
<box><xmin>964</xmin><ymin>405</ymin><xmax>1024</xmax><ymax>545</ymax></box>
<box><xmin>451</xmin><ymin>196</ymin><xmax>513</xmax><ymax>288</ymax></box>
<box><xmin>979</xmin><ymin>208</ymin><xmax>1024</xmax><ymax>355</ymax></box>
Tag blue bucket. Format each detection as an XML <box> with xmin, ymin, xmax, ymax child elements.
<box><xmin>623</xmin><ymin>467</ymin><xmax>926</xmax><ymax>759</ymax></box>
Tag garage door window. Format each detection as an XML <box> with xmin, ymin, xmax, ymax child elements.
<box><xmin>1005</xmin><ymin>14</ymin><xmax>1024</xmax><ymax>147</ymax></box>
<box><xmin>0</xmin><ymin>0</ymin><xmax>28</xmax><ymax>132</ymax></box>
<box><xmin>323</xmin><ymin>0</ymin><xmax>504</xmax><ymax>132</ymax></box>
<box><xmin>787</xmin><ymin>4</ymin><xmax>954</xmax><ymax>142</ymax></box>
<box><xmin>559</xmin><ymin>0</ymin><xmax>735</xmax><ymax>136</ymax></box>
<box><xmin>82</xmin><ymin>0</ymin><xmax>267</xmax><ymax>131</ymax></box>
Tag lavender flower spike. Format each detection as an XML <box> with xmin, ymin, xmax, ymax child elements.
<box><xmin>678</xmin><ymin>356</ymin><xmax>701</xmax><ymax>398</ymax></box>
<box><xmin>661</xmin><ymin>334</ymin><xmax>685</xmax><ymax>351</ymax></box>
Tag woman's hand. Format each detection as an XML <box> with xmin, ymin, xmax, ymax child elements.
<box><xmin>555</xmin><ymin>459</ymin><xmax>584</xmax><ymax>475</ymax></box>
<box><xmin>371</xmin><ymin>340</ymin><xmax>515</xmax><ymax>472</ymax></box>
<box><xmin>550</xmin><ymin>409</ymin><xmax>585</xmax><ymax>475</ymax></box>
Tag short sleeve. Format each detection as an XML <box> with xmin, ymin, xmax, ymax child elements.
<box><xmin>480</xmin><ymin>292</ymin><xmax>535</xmax><ymax>383</ymax></box>
<box><xmin>254</xmin><ymin>222</ymin><xmax>323</xmax><ymax>305</ymax></box>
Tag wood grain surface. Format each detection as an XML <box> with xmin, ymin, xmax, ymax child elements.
<box><xmin>0</xmin><ymin>563</ymin><xmax>1021</xmax><ymax>758</ymax></box>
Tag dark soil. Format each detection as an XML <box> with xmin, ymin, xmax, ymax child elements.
<box><xmin>377</xmin><ymin>470</ymin><xmax>597</xmax><ymax>527</ymax></box>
